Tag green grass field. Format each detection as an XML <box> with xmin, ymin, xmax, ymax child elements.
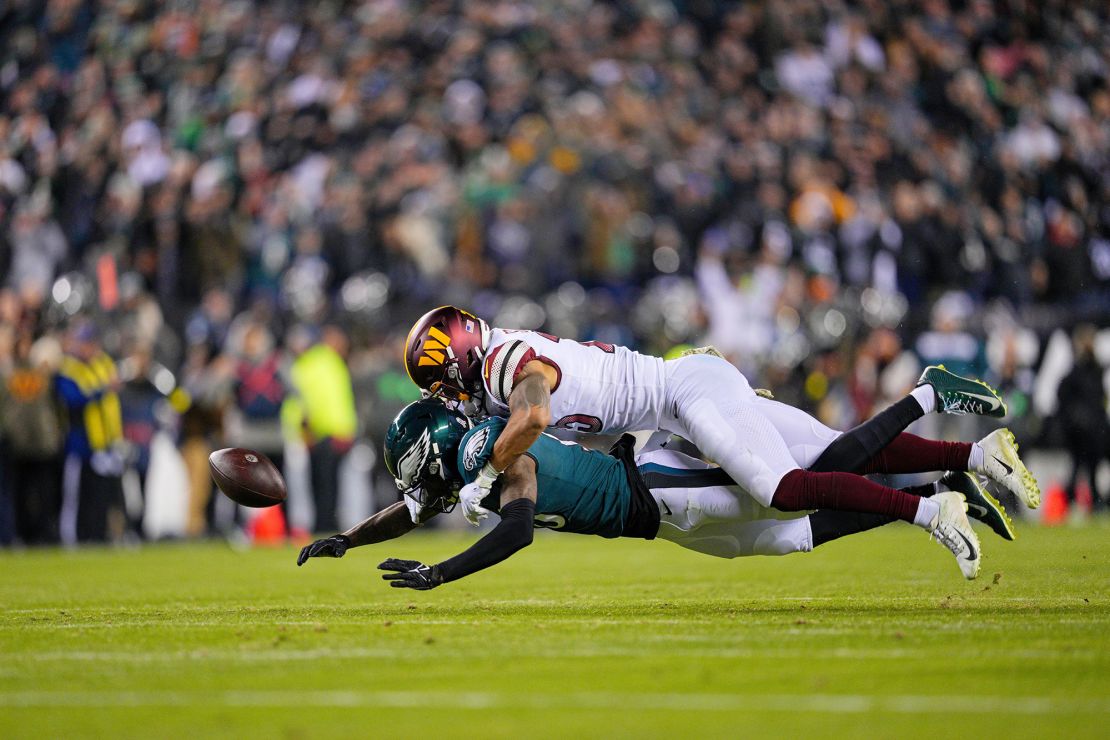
<box><xmin>2</xmin><ymin>523</ymin><xmax>1108</xmax><ymax>739</ymax></box>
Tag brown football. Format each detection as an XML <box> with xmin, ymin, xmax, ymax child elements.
<box><xmin>209</xmin><ymin>448</ymin><xmax>287</xmax><ymax>508</ymax></box>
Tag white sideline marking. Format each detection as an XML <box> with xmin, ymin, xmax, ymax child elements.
<box><xmin>0</xmin><ymin>690</ymin><xmax>1107</xmax><ymax>715</ymax></box>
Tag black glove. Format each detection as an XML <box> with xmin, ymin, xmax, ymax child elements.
<box><xmin>378</xmin><ymin>558</ymin><xmax>443</xmax><ymax>590</ymax></box>
<box><xmin>297</xmin><ymin>534</ymin><xmax>352</xmax><ymax>566</ymax></box>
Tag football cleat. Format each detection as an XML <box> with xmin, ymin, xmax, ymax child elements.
<box><xmin>927</xmin><ymin>491</ymin><xmax>981</xmax><ymax>580</ymax></box>
<box><xmin>940</xmin><ymin>472</ymin><xmax>1015</xmax><ymax>541</ymax></box>
<box><xmin>917</xmin><ymin>365</ymin><xmax>1006</xmax><ymax>417</ymax></box>
<box><xmin>978</xmin><ymin>428</ymin><xmax>1040</xmax><ymax>509</ymax></box>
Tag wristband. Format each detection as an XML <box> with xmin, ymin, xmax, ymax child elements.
<box><xmin>475</xmin><ymin>461</ymin><xmax>501</xmax><ymax>490</ymax></box>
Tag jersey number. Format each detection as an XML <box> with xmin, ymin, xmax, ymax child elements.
<box><xmin>534</xmin><ymin>332</ymin><xmax>615</xmax><ymax>354</ymax></box>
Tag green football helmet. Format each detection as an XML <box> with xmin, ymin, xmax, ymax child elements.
<box><xmin>383</xmin><ymin>399</ymin><xmax>470</xmax><ymax>514</ymax></box>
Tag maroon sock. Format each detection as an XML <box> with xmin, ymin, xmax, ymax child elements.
<box><xmin>771</xmin><ymin>469</ymin><xmax>922</xmax><ymax>523</ymax></box>
<box><xmin>857</xmin><ymin>433</ymin><xmax>971</xmax><ymax>475</ymax></box>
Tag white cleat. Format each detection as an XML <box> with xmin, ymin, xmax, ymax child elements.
<box><xmin>978</xmin><ymin>428</ymin><xmax>1041</xmax><ymax>509</ymax></box>
<box><xmin>928</xmin><ymin>491</ymin><xmax>981</xmax><ymax>580</ymax></box>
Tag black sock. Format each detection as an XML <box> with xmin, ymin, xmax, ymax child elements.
<box><xmin>809</xmin><ymin>510</ymin><xmax>894</xmax><ymax>546</ymax></box>
<box><xmin>808</xmin><ymin>397</ymin><xmax>924</xmax><ymax>474</ymax></box>
<box><xmin>809</xmin><ymin>482</ymin><xmax>937</xmax><ymax>547</ymax></box>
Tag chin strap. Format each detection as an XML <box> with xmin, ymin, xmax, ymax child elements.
<box><xmin>404</xmin><ymin>491</ymin><xmax>424</xmax><ymax>523</ymax></box>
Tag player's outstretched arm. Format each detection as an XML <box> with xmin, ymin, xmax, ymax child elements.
<box><xmin>297</xmin><ymin>502</ymin><xmax>432</xmax><ymax>566</ymax></box>
<box><xmin>379</xmin><ymin>456</ymin><xmax>538</xmax><ymax>590</ymax></box>
<box><xmin>483</xmin><ymin>362</ymin><xmax>555</xmax><ymax>480</ymax></box>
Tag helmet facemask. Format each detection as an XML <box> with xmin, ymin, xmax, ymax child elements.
<box><xmin>392</xmin><ymin>427</ymin><xmax>462</xmax><ymax>517</ymax></box>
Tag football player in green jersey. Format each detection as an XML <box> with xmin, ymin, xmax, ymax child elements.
<box><xmin>297</xmin><ymin>397</ymin><xmax>1024</xmax><ymax>587</ymax></box>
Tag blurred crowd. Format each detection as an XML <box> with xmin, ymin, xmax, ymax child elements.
<box><xmin>1</xmin><ymin>0</ymin><xmax>1109</xmax><ymax>545</ymax></box>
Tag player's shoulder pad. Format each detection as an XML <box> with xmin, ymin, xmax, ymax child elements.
<box><xmin>482</xmin><ymin>335</ymin><xmax>538</xmax><ymax>407</ymax></box>
<box><xmin>458</xmin><ymin>416</ymin><xmax>508</xmax><ymax>482</ymax></box>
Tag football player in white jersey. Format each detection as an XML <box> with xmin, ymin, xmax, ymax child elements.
<box><xmin>404</xmin><ymin>306</ymin><xmax>1039</xmax><ymax>579</ymax></box>
<box><xmin>296</xmin><ymin>400</ymin><xmax>1018</xmax><ymax>586</ymax></box>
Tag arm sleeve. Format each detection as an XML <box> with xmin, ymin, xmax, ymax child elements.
<box><xmin>433</xmin><ymin>498</ymin><xmax>535</xmax><ymax>584</ymax></box>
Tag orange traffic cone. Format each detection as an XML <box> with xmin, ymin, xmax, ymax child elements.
<box><xmin>1041</xmin><ymin>484</ymin><xmax>1068</xmax><ymax>526</ymax></box>
<box><xmin>249</xmin><ymin>505</ymin><xmax>288</xmax><ymax>545</ymax></box>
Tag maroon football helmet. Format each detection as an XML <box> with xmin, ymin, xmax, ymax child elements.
<box><xmin>404</xmin><ymin>306</ymin><xmax>491</xmax><ymax>401</ymax></box>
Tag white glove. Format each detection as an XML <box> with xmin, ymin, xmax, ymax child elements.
<box><xmin>459</xmin><ymin>482</ymin><xmax>491</xmax><ymax>526</ymax></box>
<box><xmin>461</xmin><ymin>462</ymin><xmax>501</xmax><ymax>526</ymax></box>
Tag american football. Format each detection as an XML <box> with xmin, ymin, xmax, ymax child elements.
<box><xmin>209</xmin><ymin>448</ymin><xmax>287</xmax><ymax>508</ymax></box>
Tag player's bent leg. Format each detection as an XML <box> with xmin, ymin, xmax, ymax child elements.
<box><xmin>749</xmin><ymin>397</ymin><xmax>843</xmax><ymax>469</ymax></box>
<box><xmin>857</xmin><ymin>433</ymin><xmax>973</xmax><ymax>475</ymax></box>
<box><xmin>807</xmin><ymin>395</ymin><xmax>928</xmax><ymax>473</ymax></box>
<box><xmin>755</xmin><ymin>391</ymin><xmax>969</xmax><ymax>477</ymax></box>
<box><xmin>683</xmin><ymin>406</ymin><xmax>797</xmax><ymax>507</ymax></box>
<box><xmin>770</xmin><ymin>468</ymin><xmax>981</xmax><ymax>579</ymax></box>
<box><xmin>656</xmin><ymin>516</ymin><xmax>813</xmax><ymax>558</ymax></box>
<box><xmin>638</xmin><ymin>448</ymin><xmax>757</xmax><ymax>531</ymax></box>
<box><xmin>808</xmin><ymin>510</ymin><xmax>895</xmax><ymax>545</ymax></box>
<box><xmin>662</xmin><ymin>362</ymin><xmax>800</xmax><ymax>507</ymax></box>
<box><xmin>642</xmin><ymin>445</ymin><xmax>984</xmax><ymax>576</ymax></box>
<box><xmin>638</xmin><ymin>447</ymin><xmax>805</xmax><ymax>551</ymax></box>
<box><xmin>771</xmin><ymin>469</ymin><xmax>925</xmax><ymax>522</ymax></box>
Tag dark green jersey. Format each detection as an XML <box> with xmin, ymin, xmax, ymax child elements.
<box><xmin>457</xmin><ymin>418</ymin><xmax>638</xmax><ymax>538</ymax></box>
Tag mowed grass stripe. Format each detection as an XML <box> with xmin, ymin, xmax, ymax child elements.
<box><xmin>5</xmin><ymin>613</ymin><xmax>1105</xmax><ymax>631</ymax></box>
<box><xmin>5</xmin><ymin>645</ymin><xmax>1103</xmax><ymax>662</ymax></box>
<box><xmin>5</xmin><ymin>594</ymin><xmax>1104</xmax><ymax>612</ymax></box>
<box><xmin>2</xmin><ymin>689</ymin><xmax>1109</xmax><ymax>715</ymax></box>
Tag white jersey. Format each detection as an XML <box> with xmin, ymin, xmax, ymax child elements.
<box><xmin>480</xmin><ymin>329</ymin><xmax>666</xmax><ymax>434</ymax></box>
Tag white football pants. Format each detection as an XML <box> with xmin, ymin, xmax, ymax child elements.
<box><xmin>637</xmin><ymin>448</ymin><xmax>813</xmax><ymax>558</ymax></box>
<box><xmin>658</xmin><ymin>353</ymin><xmax>844</xmax><ymax>507</ymax></box>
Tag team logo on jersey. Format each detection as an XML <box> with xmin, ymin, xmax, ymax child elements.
<box><xmin>461</xmin><ymin>426</ymin><xmax>491</xmax><ymax>472</ymax></box>
<box><xmin>417</xmin><ymin>326</ymin><xmax>452</xmax><ymax>367</ymax></box>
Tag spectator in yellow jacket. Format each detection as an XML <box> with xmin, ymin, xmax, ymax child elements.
<box><xmin>283</xmin><ymin>325</ymin><xmax>357</xmax><ymax>533</ymax></box>
<box><xmin>55</xmin><ymin>322</ymin><xmax>126</xmax><ymax>544</ymax></box>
